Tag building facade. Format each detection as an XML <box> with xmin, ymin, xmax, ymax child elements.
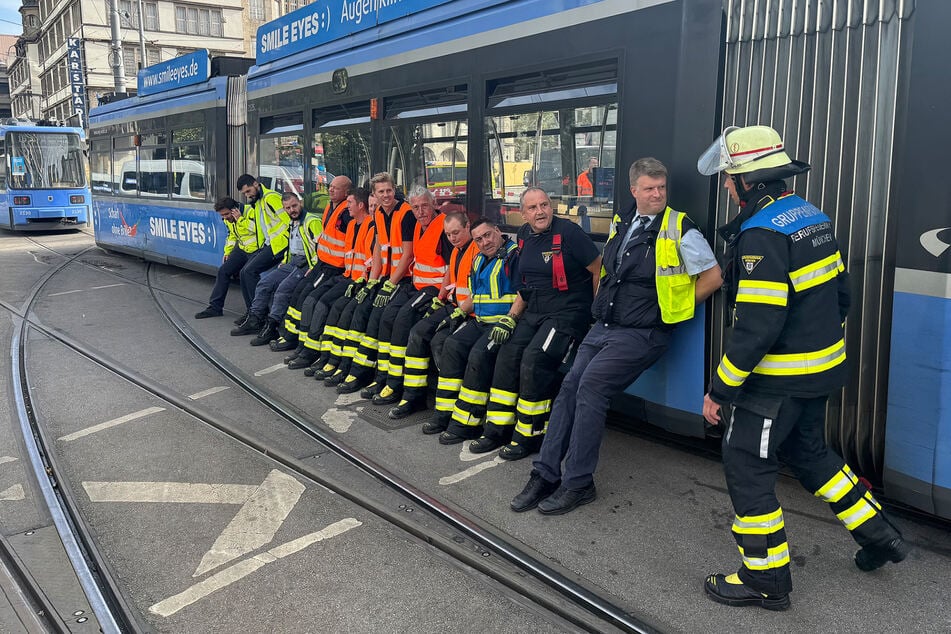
<box><xmin>8</xmin><ymin>0</ymin><xmax>269</xmax><ymax>125</ymax></box>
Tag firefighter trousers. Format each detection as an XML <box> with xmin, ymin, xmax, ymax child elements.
<box><xmin>350</xmin><ymin>282</ymin><xmax>414</xmax><ymax>383</ymax></box>
<box><xmin>443</xmin><ymin>320</ymin><xmax>502</xmax><ymax>439</ymax></box>
<box><xmin>375</xmin><ymin>287</ymin><xmax>438</xmax><ymax>387</ymax></box>
<box><xmin>722</xmin><ymin>393</ymin><xmax>901</xmax><ymax>596</ymax></box>
<box><xmin>486</xmin><ymin>314</ymin><xmax>581</xmax><ymax>448</ymax></box>
<box><xmin>285</xmin><ymin>265</ymin><xmax>342</xmax><ymax>337</ymax></box>
<box><xmin>392</xmin><ymin>306</ymin><xmax>452</xmax><ymax>401</ymax></box>
<box><xmin>324</xmin><ymin>289</ymin><xmax>376</xmax><ymax>377</ymax></box>
<box><xmin>298</xmin><ymin>277</ymin><xmax>349</xmax><ymax>359</ymax></box>
<box><xmin>429</xmin><ymin>320</ymin><xmax>492</xmax><ymax>431</ymax></box>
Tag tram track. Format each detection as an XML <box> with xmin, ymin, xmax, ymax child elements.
<box><xmin>5</xmin><ymin>237</ymin><xmax>660</xmax><ymax>631</ymax></box>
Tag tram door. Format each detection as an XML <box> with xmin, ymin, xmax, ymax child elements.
<box><xmin>258</xmin><ymin>112</ymin><xmax>305</xmax><ymax>201</ymax></box>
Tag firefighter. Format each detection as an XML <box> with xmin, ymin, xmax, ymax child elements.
<box><xmin>511</xmin><ymin>157</ymin><xmax>722</xmax><ymax>515</ymax></box>
<box><xmin>306</xmin><ymin>189</ymin><xmax>377</xmax><ymax>379</ymax></box>
<box><xmin>195</xmin><ymin>197</ymin><xmax>260</xmax><ymax>319</ymax></box>
<box><xmin>471</xmin><ymin>188</ymin><xmax>601</xmax><ymax>459</ymax></box>
<box><xmin>366</xmin><ymin>187</ymin><xmax>454</xmax><ymax>404</ymax></box>
<box><xmin>421</xmin><ymin>218</ymin><xmax>519</xmax><ymax>437</ymax></box>
<box><xmin>698</xmin><ymin>125</ymin><xmax>907</xmax><ymax>610</ymax></box>
<box><xmin>387</xmin><ymin>211</ymin><xmax>477</xmax><ymax>419</ymax></box>
<box><xmin>233</xmin><ymin>173</ymin><xmax>288</xmax><ymax>326</ymax></box>
<box><xmin>277</xmin><ymin>175</ymin><xmax>352</xmax><ymax>354</ymax></box>
<box><xmin>233</xmin><ymin>193</ymin><xmax>319</xmax><ymax>340</ymax></box>
<box><xmin>327</xmin><ymin>172</ymin><xmax>415</xmax><ymax>391</ymax></box>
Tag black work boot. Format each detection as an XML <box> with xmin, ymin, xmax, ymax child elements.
<box><xmin>287</xmin><ymin>351</ymin><xmax>318</xmax><ymax>370</ymax></box>
<box><xmin>510</xmin><ymin>471</ymin><xmax>560</xmax><ymax>512</ymax></box>
<box><xmin>422</xmin><ymin>412</ymin><xmax>451</xmax><ymax>435</ymax></box>
<box><xmin>703</xmin><ymin>573</ymin><xmax>790</xmax><ymax>611</ymax></box>
<box><xmin>194</xmin><ymin>307</ymin><xmax>222</xmax><ymax>319</ymax></box>
<box><xmin>230</xmin><ymin>314</ymin><xmax>263</xmax><ymax>336</ymax></box>
<box><xmin>855</xmin><ymin>537</ymin><xmax>909</xmax><ymax>572</ymax></box>
<box><xmin>250</xmin><ymin>318</ymin><xmax>279</xmax><ymax>346</ymax></box>
<box><xmin>233</xmin><ymin>311</ymin><xmax>249</xmax><ymax>325</ymax></box>
<box><xmin>270</xmin><ymin>328</ymin><xmax>298</xmax><ymax>351</ymax></box>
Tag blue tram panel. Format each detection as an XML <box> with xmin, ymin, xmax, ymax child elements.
<box><xmin>0</xmin><ymin>122</ymin><xmax>90</xmax><ymax>231</ymax></box>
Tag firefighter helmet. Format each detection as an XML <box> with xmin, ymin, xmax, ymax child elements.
<box><xmin>698</xmin><ymin>125</ymin><xmax>809</xmax><ymax>182</ymax></box>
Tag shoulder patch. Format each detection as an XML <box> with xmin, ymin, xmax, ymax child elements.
<box><xmin>741</xmin><ymin>255</ymin><xmax>764</xmax><ymax>274</ymax></box>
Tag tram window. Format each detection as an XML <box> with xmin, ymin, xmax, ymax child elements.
<box><xmin>259</xmin><ymin>134</ymin><xmax>303</xmax><ymax>196</ymax></box>
<box><xmin>484</xmin><ymin>103</ymin><xmax>616</xmax><ymax>234</ymax></box>
<box><xmin>0</xmin><ymin>142</ymin><xmax>6</xmax><ymax>190</ymax></box>
<box><xmin>384</xmin><ymin>119</ymin><xmax>468</xmax><ymax>206</ymax></box>
<box><xmin>138</xmin><ymin>147</ymin><xmax>170</xmax><ymax>197</ymax></box>
<box><xmin>310</xmin><ymin>129</ymin><xmax>371</xmax><ymax>214</ymax></box>
<box><xmin>169</xmin><ymin>128</ymin><xmax>206</xmax><ymax>200</ymax></box>
<box><xmin>90</xmin><ymin>139</ymin><xmax>112</xmax><ymax>194</ymax></box>
<box><xmin>113</xmin><ymin>136</ymin><xmax>137</xmax><ymax>196</ymax></box>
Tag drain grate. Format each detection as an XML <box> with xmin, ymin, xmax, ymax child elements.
<box><xmin>358</xmin><ymin>400</ymin><xmax>434</xmax><ymax>431</ymax></box>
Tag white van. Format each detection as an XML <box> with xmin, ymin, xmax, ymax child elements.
<box><xmin>121</xmin><ymin>159</ymin><xmax>207</xmax><ymax>199</ymax></box>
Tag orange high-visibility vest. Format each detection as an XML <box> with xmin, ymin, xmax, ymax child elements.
<box><xmin>449</xmin><ymin>240</ymin><xmax>479</xmax><ymax>305</ymax></box>
<box><xmin>411</xmin><ymin>214</ymin><xmax>448</xmax><ymax>290</ymax></box>
<box><xmin>315</xmin><ymin>199</ymin><xmax>349</xmax><ymax>268</ymax></box>
<box><xmin>344</xmin><ymin>217</ymin><xmax>376</xmax><ymax>280</ymax></box>
<box><xmin>375</xmin><ymin>201</ymin><xmax>413</xmax><ymax>280</ymax></box>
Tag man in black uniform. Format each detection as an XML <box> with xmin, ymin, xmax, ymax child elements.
<box><xmin>698</xmin><ymin>125</ymin><xmax>907</xmax><ymax>610</ymax></box>
<box><xmin>466</xmin><ymin>188</ymin><xmax>601</xmax><ymax>459</ymax></box>
<box><xmin>511</xmin><ymin>158</ymin><xmax>722</xmax><ymax>515</ymax></box>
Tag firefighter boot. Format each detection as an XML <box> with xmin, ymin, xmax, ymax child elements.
<box><xmin>250</xmin><ymin>318</ymin><xmax>279</xmax><ymax>346</ymax></box>
<box><xmin>230</xmin><ymin>314</ymin><xmax>263</xmax><ymax>336</ymax></box>
<box><xmin>703</xmin><ymin>573</ymin><xmax>790</xmax><ymax>611</ymax></box>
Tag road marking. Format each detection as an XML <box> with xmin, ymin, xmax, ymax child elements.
<box><xmin>0</xmin><ymin>456</ymin><xmax>16</xmax><ymax>466</ymax></box>
<box><xmin>459</xmin><ymin>443</ymin><xmax>491</xmax><ymax>462</ymax></box>
<box><xmin>254</xmin><ymin>364</ymin><xmax>286</xmax><ymax>376</ymax></box>
<box><xmin>187</xmin><ymin>386</ymin><xmax>229</xmax><ymax>400</ymax></box>
<box><xmin>149</xmin><ymin>518</ymin><xmax>361</xmax><ymax>617</ymax></box>
<box><xmin>59</xmin><ymin>406</ymin><xmax>165</xmax><ymax>442</ymax></box>
<box><xmin>194</xmin><ymin>470</ymin><xmax>305</xmax><ymax>576</ymax></box>
<box><xmin>48</xmin><ymin>289</ymin><xmax>84</xmax><ymax>297</ymax></box>
<box><xmin>83</xmin><ymin>481</ymin><xmax>258</xmax><ymax>504</ymax></box>
<box><xmin>169</xmin><ymin>272</ymin><xmax>194</xmax><ymax>278</ymax></box>
<box><xmin>29</xmin><ymin>252</ymin><xmax>46</xmax><ymax>265</ymax></box>
<box><xmin>334</xmin><ymin>393</ymin><xmax>364</xmax><ymax>407</ymax></box>
<box><xmin>89</xmin><ymin>283</ymin><xmax>126</xmax><ymax>290</ymax></box>
<box><xmin>322</xmin><ymin>407</ymin><xmax>360</xmax><ymax>433</ymax></box>
<box><xmin>0</xmin><ymin>484</ymin><xmax>25</xmax><ymax>501</ymax></box>
<box><xmin>439</xmin><ymin>456</ymin><xmax>505</xmax><ymax>486</ymax></box>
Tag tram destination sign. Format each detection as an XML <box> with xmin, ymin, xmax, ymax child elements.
<box><xmin>138</xmin><ymin>49</ymin><xmax>212</xmax><ymax>96</ymax></box>
<box><xmin>256</xmin><ymin>0</ymin><xmax>453</xmax><ymax>64</ymax></box>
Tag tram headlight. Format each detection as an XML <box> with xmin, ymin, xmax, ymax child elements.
<box><xmin>70</xmin><ymin>195</ymin><xmax>86</xmax><ymax>204</ymax></box>
<box><xmin>13</xmin><ymin>196</ymin><xmax>31</xmax><ymax>206</ymax></box>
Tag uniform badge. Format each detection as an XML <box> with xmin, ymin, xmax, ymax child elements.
<box><xmin>542</xmin><ymin>251</ymin><xmax>553</xmax><ymax>263</ymax></box>
<box><xmin>741</xmin><ymin>255</ymin><xmax>763</xmax><ymax>274</ymax></box>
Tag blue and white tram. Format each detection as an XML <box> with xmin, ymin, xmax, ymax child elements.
<box><xmin>0</xmin><ymin>120</ymin><xmax>89</xmax><ymax>230</ymax></box>
<box><xmin>89</xmin><ymin>51</ymin><xmax>254</xmax><ymax>274</ymax></box>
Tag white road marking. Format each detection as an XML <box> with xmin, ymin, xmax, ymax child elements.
<box><xmin>149</xmin><ymin>518</ymin><xmax>361</xmax><ymax>617</ymax></box>
<box><xmin>254</xmin><ymin>364</ymin><xmax>286</xmax><ymax>376</ymax></box>
<box><xmin>439</xmin><ymin>456</ymin><xmax>506</xmax><ymax>486</ymax></box>
<box><xmin>29</xmin><ymin>252</ymin><xmax>46</xmax><ymax>265</ymax></box>
<box><xmin>321</xmin><ymin>407</ymin><xmax>360</xmax><ymax>433</ymax></box>
<box><xmin>59</xmin><ymin>406</ymin><xmax>165</xmax><ymax>442</ymax></box>
<box><xmin>47</xmin><ymin>289</ymin><xmax>84</xmax><ymax>297</ymax></box>
<box><xmin>89</xmin><ymin>283</ymin><xmax>126</xmax><ymax>290</ymax></box>
<box><xmin>187</xmin><ymin>386</ymin><xmax>229</xmax><ymax>400</ymax></box>
<box><xmin>194</xmin><ymin>470</ymin><xmax>305</xmax><ymax>577</ymax></box>
<box><xmin>0</xmin><ymin>485</ymin><xmax>25</xmax><ymax>501</ymax></box>
<box><xmin>0</xmin><ymin>456</ymin><xmax>16</xmax><ymax>466</ymax></box>
<box><xmin>83</xmin><ymin>481</ymin><xmax>258</xmax><ymax>504</ymax></box>
<box><xmin>334</xmin><ymin>393</ymin><xmax>364</xmax><ymax>407</ymax></box>
<box><xmin>168</xmin><ymin>272</ymin><xmax>194</xmax><ymax>278</ymax></box>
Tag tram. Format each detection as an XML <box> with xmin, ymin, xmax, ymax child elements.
<box><xmin>0</xmin><ymin>119</ymin><xmax>89</xmax><ymax>230</ymax></box>
<box><xmin>88</xmin><ymin>52</ymin><xmax>254</xmax><ymax>274</ymax></box>
<box><xmin>89</xmin><ymin>0</ymin><xmax>951</xmax><ymax>520</ymax></box>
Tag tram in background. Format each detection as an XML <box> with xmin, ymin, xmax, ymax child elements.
<box><xmin>0</xmin><ymin>119</ymin><xmax>89</xmax><ymax>231</ymax></box>
<box><xmin>88</xmin><ymin>52</ymin><xmax>254</xmax><ymax>274</ymax></box>
<box><xmin>89</xmin><ymin>0</ymin><xmax>951</xmax><ymax>521</ymax></box>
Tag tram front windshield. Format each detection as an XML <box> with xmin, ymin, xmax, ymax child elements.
<box><xmin>6</xmin><ymin>132</ymin><xmax>87</xmax><ymax>189</ymax></box>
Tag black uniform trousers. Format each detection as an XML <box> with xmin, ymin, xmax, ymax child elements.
<box><xmin>375</xmin><ymin>287</ymin><xmax>439</xmax><ymax>388</ymax></box>
<box><xmin>441</xmin><ymin>320</ymin><xmax>503</xmax><ymax>438</ymax></box>
<box><xmin>349</xmin><ymin>281</ymin><xmax>415</xmax><ymax>383</ymax></box>
<box><xmin>312</xmin><ymin>290</ymin><xmax>359</xmax><ymax>370</ymax></box>
<box><xmin>298</xmin><ymin>277</ymin><xmax>350</xmax><ymax>359</ymax></box>
<box><xmin>326</xmin><ymin>288</ymin><xmax>378</xmax><ymax>377</ymax></box>
<box><xmin>286</xmin><ymin>264</ymin><xmax>344</xmax><ymax>337</ymax></box>
<box><xmin>392</xmin><ymin>306</ymin><xmax>453</xmax><ymax>401</ymax></box>
<box><xmin>208</xmin><ymin>248</ymin><xmax>251</xmax><ymax>312</ymax></box>
<box><xmin>485</xmin><ymin>305</ymin><xmax>589</xmax><ymax>448</ymax></box>
<box><xmin>722</xmin><ymin>393</ymin><xmax>899</xmax><ymax>596</ymax></box>
<box><xmin>239</xmin><ymin>247</ymin><xmax>284</xmax><ymax>309</ymax></box>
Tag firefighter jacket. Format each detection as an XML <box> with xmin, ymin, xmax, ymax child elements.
<box><xmin>223</xmin><ymin>206</ymin><xmax>259</xmax><ymax>256</ymax></box>
<box><xmin>470</xmin><ymin>238</ymin><xmax>519</xmax><ymax>323</ymax></box>
<box><xmin>316</xmin><ymin>200</ymin><xmax>350</xmax><ymax>268</ymax></box>
<box><xmin>412</xmin><ymin>214</ymin><xmax>448</xmax><ymax>290</ymax></box>
<box><xmin>343</xmin><ymin>217</ymin><xmax>376</xmax><ymax>280</ymax></box>
<box><xmin>594</xmin><ymin>203</ymin><xmax>701</xmax><ymax>328</ymax></box>
<box><xmin>448</xmin><ymin>240</ymin><xmax>478</xmax><ymax>306</ymax></box>
<box><xmin>251</xmin><ymin>185</ymin><xmax>290</xmax><ymax>256</ymax></box>
<box><xmin>283</xmin><ymin>211</ymin><xmax>323</xmax><ymax>268</ymax></box>
<box><xmin>375</xmin><ymin>201</ymin><xmax>414</xmax><ymax>280</ymax></box>
<box><xmin>709</xmin><ymin>187</ymin><xmax>849</xmax><ymax>404</ymax></box>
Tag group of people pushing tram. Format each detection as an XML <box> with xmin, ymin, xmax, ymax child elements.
<box><xmin>193</xmin><ymin>125</ymin><xmax>908</xmax><ymax>611</ymax></box>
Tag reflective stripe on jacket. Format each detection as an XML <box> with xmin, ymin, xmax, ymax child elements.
<box><xmin>470</xmin><ymin>239</ymin><xmax>519</xmax><ymax>323</ymax></box>
<box><xmin>375</xmin><ymin>201</ymin><xmax>413</xmax><ymax>280</ymax></box>
<box><xmin>655</xmin><ymin>208</ymin><xmax>696</xmax><ymax>324</ymax></box>
<box><xmin>449</xmin><ymin>240</ymin><xmax>479</xmax><ymax>306</ymax></box>
<box><xmin>224</xmin><ymin>206</ymin><xmax>259</xmax><ymax>256</ymax></box>
<box><xmin>316</xmin><ymin>200</ymin><xmax>349</xmax><ymax>267</ymax></box>
<box><xmin>344</xmin><ymin>218</ymin><xmax>376</xmax><ymax>280</ymax></box>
